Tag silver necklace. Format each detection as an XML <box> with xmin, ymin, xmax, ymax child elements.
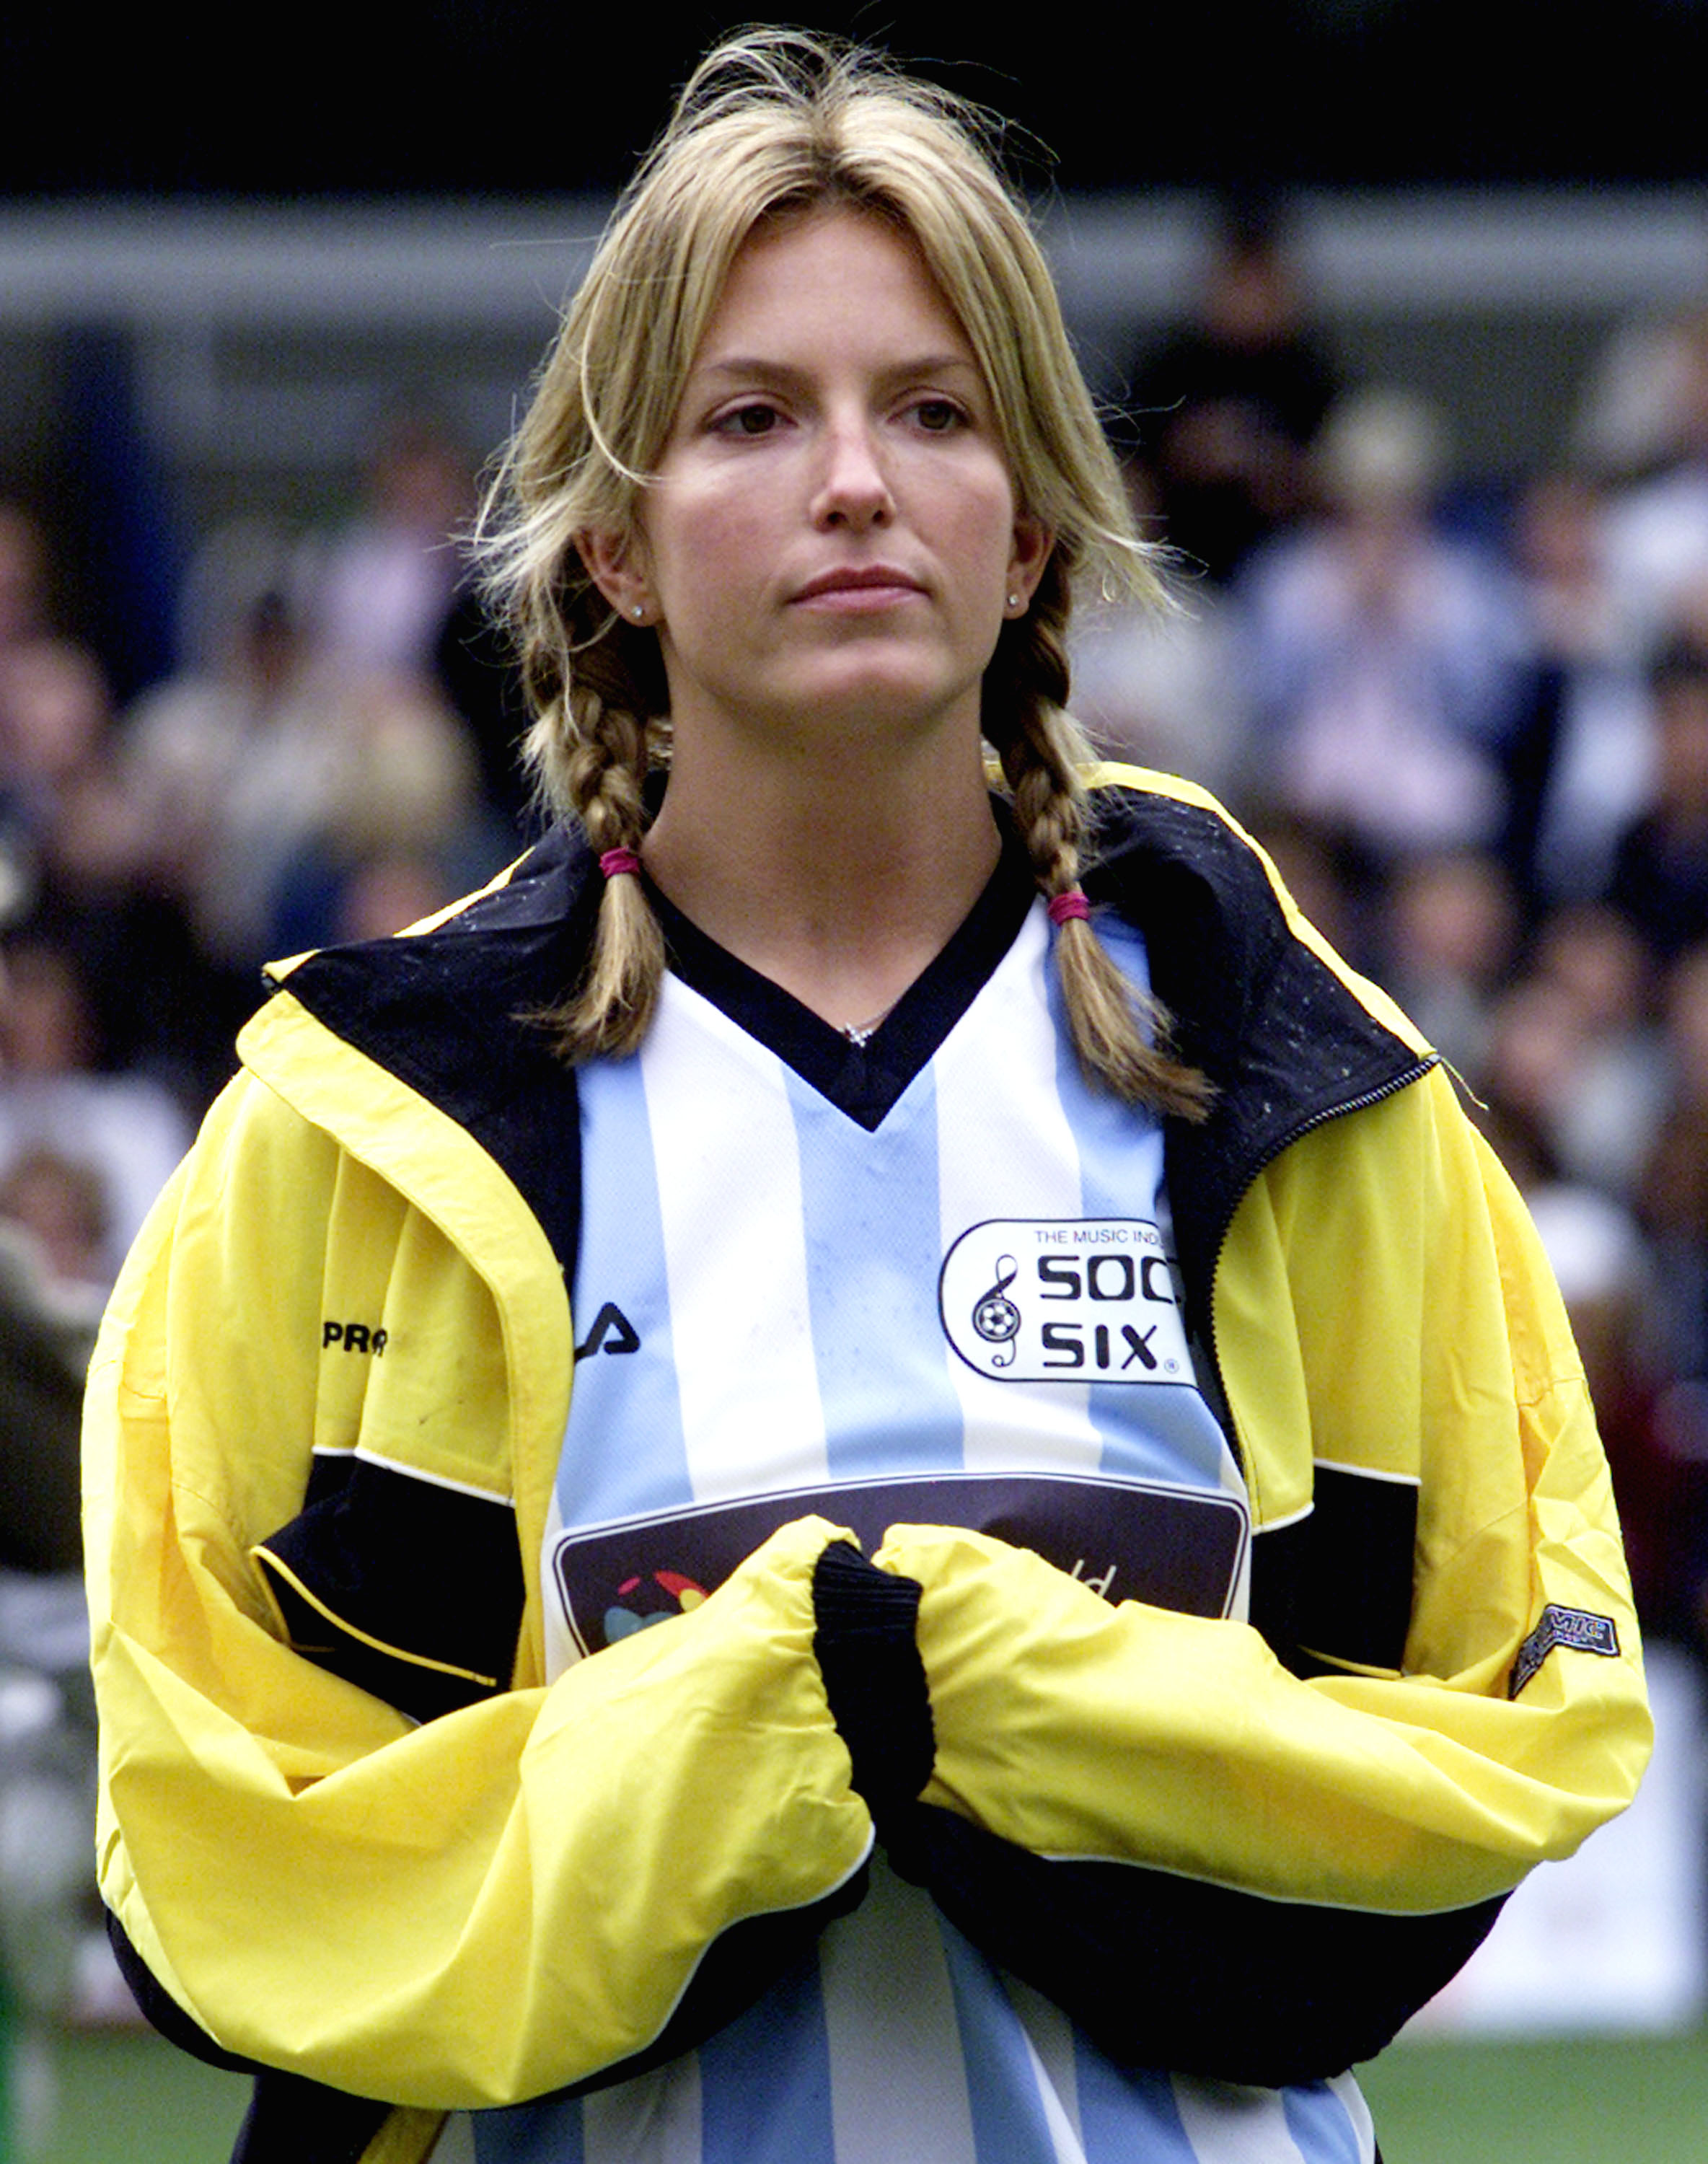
<box><xmin>841</xmin><ymin>1003</ymin><xmax>896</xmax><ymax>1047</ymax></box>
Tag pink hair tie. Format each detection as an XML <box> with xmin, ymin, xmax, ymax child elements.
<box><xmin>1047</xmin><ymin>889</ymin><xmax>1091</xmax><ymax>926</ymax></box>
<box><xmin>599</xmin><ymin>847</ymin><xmax>643</xmax><ymax>880</ymax></box>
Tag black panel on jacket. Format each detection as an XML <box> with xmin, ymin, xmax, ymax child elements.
<box><xmin>275</xmin><ymin>828</ymin><xmax>597</xmax><ymax>1277</ymax></box>
<box><xmin>255</xmin><ymin>1453</ymin><xmax>525</xmax><ymax>1723</ymax></box>
<box><xmin>230</xmin><ymin>2075</ymin><xmax>390</xmax><ymax>2164</ymax></box>
<box><xmin>884</xmin><ymin>1801</ymin><xmax>1505</xmax><ymax>2088</ymax></box>
<box><xmin>1250</xmin><ymin>1464</ymin><xmax>1421</xmax><ymax>1678</ymax></box>
<box><xmin>1085</xmin><ymin>787</ymin><xmax>1435</xmax><ymax>1365</ymax></box>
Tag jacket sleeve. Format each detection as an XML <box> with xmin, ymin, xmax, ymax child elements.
<box><xmin>863</xmin><ymin>1069</ymin><xmax>1652</xmax><ymax>2083</ymax></box>
<box><xmin>86</xmin><ymin>1071</ymin><xmax>873</xmax><ymax>2111</ymax></box>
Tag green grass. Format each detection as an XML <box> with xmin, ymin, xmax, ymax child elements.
<box><xmin>25</xmin><ymin>2030</ymin><xmax>246</xmax><ymax>2163</ymax></box>
<box><xmin>15</xmin><ymin>2021</ymin><xmax>1708</xmax><ymax>2161</ymax></box>
<box><xmin>1360</xmin><ymin>2025</ymin><xmax>1708</xmax><ymax>2164</ymax></box>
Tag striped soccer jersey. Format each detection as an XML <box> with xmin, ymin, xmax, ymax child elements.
<box><xmin>464</xmin><ymin>843</ymin><xmax>1378</xmax><ymax>2164</ymax></box>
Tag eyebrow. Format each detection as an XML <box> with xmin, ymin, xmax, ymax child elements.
<box><xmin>692</xmin><ymin>353</ymin><xmax>985</xmax><ymax>392</ymax></box>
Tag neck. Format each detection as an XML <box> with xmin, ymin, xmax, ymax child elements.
<box><xmin>640</xmin><ymin>723</ymin><xmax>1003</xmax><ymax>1033</ymax></box>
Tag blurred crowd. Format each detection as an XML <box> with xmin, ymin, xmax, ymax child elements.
<box><xmin>1080</xmin><ymin>202</ymin><xmax>1708</xmax><ymax>1667</ymax></box>
<box><xmin>0</xmin><ymin>413</ymin><xmax>534</xmax><ymax>2058</ymax></box>
<box><xmin>4</xmin><ymin>199</ymin><xmax>1708</xmax><ymax>2049</ymax></box>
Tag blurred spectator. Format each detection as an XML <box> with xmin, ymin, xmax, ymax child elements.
<box><xmin>0</xmin><ymin>633</ymin><xmax>230</xmax><ymax>1111</ymax></box>
<box><xmin>1528</xmin><ymin>904</ymin><xmax>1668</xmax><ymax>1198</ymax></box>
<box><xmin>1575</xmin><ymin>309</ymin><xmax>1705</xmax><ymax>483</ymax></box>
<box><xmin>0</xmin><ymin>1199</ymin><xmax>94</xmax><ymax>1577</ymax></box>
<box><xmin>0</xmin><ymin>936</ymin><xmax>190</xmax><ymax>1287</ymax></box>
<box><xmin>1378</xmin><ymin>848</ymin><xmax>1519</xmax><ymax>1082</ymax></box>
<box><xmin>1606</xmin><ymin>635</ymin><xmax>1708</xmax><ymax>964</ymax></box>
<box><xmin>129</xmin><ymin>623</ymin><xmax>485</xmax><ymax>979</ymax></box>
<box><xmin>1238</xmin><ymin>387</ymin><xmax>1534</xmax><ymax>868</ymax></box>
<box><xmin>1637</xmin><ymin>943</ymin><xmax>1708</xmax><ymax>1369</ymax></box>
<box><xmin>121</xmin><ymin>522</ymin><xmax>307</xmax><ymax>941</ymax></box>
<box><xmin>0</xmin><ymin>503</ymin><xmax>50</xmax><ymax>655</ymax></box>
<box><xmin>1602</xmin><ymin>309</ymin><xmax>1708</xmax><ymax>651</ymax></box>
<box><xmin>0</xmin><ymin>1149</ymin><xmax>110</xmax><ymax>1310</ymax></box>
<box><xmin>1478</xmin><ymin>909</ymin><xmax>1665</xmax><ymax>1205</ymax></box>
<box><xmin>1501</xmin><ymin>469</ymin><xmax>1655</xmax><ymax>911</ymax></box>
<box><xmin>1068</xmin><ymin>572</ymin><xmax>1251</xmax><ymax>799</ymax></box>
<box><xmin>299</xmin><ymin>409</ymin><xmax>473</xmax><ymax>679</ymax></box>
<box><xmin>1125</xmin><ymin>197</ymin><xmax>1337</xmax><ymax>586</ymax></box>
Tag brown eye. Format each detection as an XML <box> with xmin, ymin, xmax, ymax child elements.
<box><xmin>716</xmin><ymin>403</ymin><xmax>782</xmax><ymax>437</ymax></box>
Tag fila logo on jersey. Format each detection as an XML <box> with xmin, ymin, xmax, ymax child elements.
<box><xmin>939</xmin><ymin>1220</ymin><xmax>1192</xmax><ymax>1384</ymax></box>
<box><xmin>575</xmin><ymin>1303</ymin><xmax>641</xmax><ymax>1360</ymax></box>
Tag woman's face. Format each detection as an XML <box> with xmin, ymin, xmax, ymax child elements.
<box><xmin>582</xmin><ymin>208</ymin><xmax>1049</xmax><ymax>760</ymax></box>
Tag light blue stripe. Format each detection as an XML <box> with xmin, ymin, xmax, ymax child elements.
<box><xmin>700</xmin><ymin>1946</ymin><xmax>837</xmax><ymax>2164</ymax></box>
<box><xmin>1283</xmin><ymin>2080</ymin><xmax>1366</xmax><ymax>2164</ymax></box>
<box><xmin>786</xmin><ymin>1065</ymin><xmax>967</xmax><ymax>1481</ymax></box>
<box><xmin>937</xmin><ymin>1924</ymin><xmax>1065</xmax><ymax>2164</ymax></box>
<box><xmin>1074</xmin><ymin>2040</ymin><xmax>1202</xmax><ymax>2164</ymax></box>
<box><xmin>475</xmin><ymin>2090</ymin><xmax>584</xmax><ymax>2164</ymax></box>
<box><xmin>1047</xmin><ymin>919</ymin><xmax>1232</xmax><ymax>1491</ymax></box>
<box><xmin>563</xmin><ymin>1057</ymin><xmax>695</xmax><ymax>1523</ymax></box>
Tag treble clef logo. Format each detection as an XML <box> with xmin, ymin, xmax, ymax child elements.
<box><xmin>971</xmin><ymin>1254</ymin><xmax>1021</xmax><ymax>1369</ymax></box>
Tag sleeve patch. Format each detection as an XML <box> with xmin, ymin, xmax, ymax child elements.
<box><xmin>1509</xmin><ymin>1604</ymin><xmax>1621</xmax><ymax>1698</ymax></box>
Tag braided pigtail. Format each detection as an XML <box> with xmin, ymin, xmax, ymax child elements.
<box><xmin>987</xmin><ymin>560</ymin><xmax>1212</xmax><ymax>1122</ymax></box>
<box><xmin>521</xmin><ymin>595</ymin><xmax>669</xmax><ymax>1060</ymax></box>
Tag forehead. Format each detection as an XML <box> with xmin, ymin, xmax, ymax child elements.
<box><xmin>689</xmin><ymin>206</ymin><xmax>977</xmax><ymax>371</ymax></box>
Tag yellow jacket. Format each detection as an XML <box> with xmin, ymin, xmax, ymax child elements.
<box><xmin>85</xmin><ymin>770</ymin><xmax>1651</xmax><ymax>2161</ymax></box>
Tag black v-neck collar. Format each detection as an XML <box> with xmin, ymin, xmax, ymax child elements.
<box><xmin>646</xmin><ymin>817</ymin><xmax>1039</xmax><ymax>1131</ymax></box>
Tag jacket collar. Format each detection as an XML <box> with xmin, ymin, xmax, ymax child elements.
<box><xmin>276</xmin><ymin>778</ymin><xmax>1434</xmax><ymax>1330</ymax></box>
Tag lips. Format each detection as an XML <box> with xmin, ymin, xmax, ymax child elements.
<box><xmin>791</xmin><ymin>564</ymin><xmax>927</xmax><ymax>603</ymax></box>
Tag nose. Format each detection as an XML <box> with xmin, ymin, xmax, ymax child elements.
<box><xmin>811</xmin><ymin>414</ymin><xmax>893</xmax><ymax>530</ymax></box>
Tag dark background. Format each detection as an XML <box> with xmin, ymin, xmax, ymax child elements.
<box><xmin>6</xmin><ymin>2</ymin><xmax>1707</xmax><ymax>198</ymax></box>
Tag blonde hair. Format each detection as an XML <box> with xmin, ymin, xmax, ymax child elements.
<box><xmin>478</xmin><ymin>29</ymin><xmax>1210</xmax><ymax>1117</ymax></box>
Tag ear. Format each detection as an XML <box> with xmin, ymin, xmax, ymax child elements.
<box><xmin>576</xmin><ymin>529</ymin><xmax>659</xmax><ymax>627</ymax></box>
<box><xmin>1003</xmin><ymin>514</ymin><xmax>1054</xmax><ymax>618</ymax></box>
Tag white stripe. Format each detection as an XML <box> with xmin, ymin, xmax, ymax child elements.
<box><xmin>427</xmin><ymin>2113</ymin><xmax>476</xmax><ymax>2163</ymax></box>
<box><xmin>1173</xmin><ymin>2080</ymin><xmax>1306</xmax><ymax>2164</ymax></box>
<box><xmin>1312</xmin><ymin>1459</ymin><xmax>1421</xmax><ymax>1487</ymax></box>
<box><xmin>1015</xmin><ymin>2000</ymin><xmax>1090</xmax><ymax>2164</ymax></box>
<box><xmin>583</xmin><ymin>2057</ymin><xmax>703</xmax><ymax>2164</ymax></box>
<box><xmin>1005</xmin><ymin>1975</ymin><xmax>1084</xmax><ymax>2156</ymax></box>
<box><xmin>1255</xmin><ymin>1498</ymin><xmax>1314</xmax><ymax>1535</ymax></box>
<box><xmin>312</xmin><ymin>1443</ymin><xmax>515</xmax><ymax>1507</ymax></box>
<box><xmin>822</xmin><ymin>1862</ymin><xmax>977</xmax><ymax>2164</ymax></box>
<box><xmin>1327</xmin><ymin>2072</ymin><xmax>1378</xmax><ymax>2164</ymax></box>
<box><xmin>540</xmin><ymin>1483</ymin><xmax>581</xmax><ymax>1678</ymax></box>
<box><xmin>934</xmin><ymin>907</ymin><xmax>1102</xmax><ymax>1475</ymax></box>
<box><xmin>643</xmin><ymin>981</ymin><xmax>828</xmax><ymax>1503</ymax></box>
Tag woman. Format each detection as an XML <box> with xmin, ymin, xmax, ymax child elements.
<box><xmin>87</xmin><ymin>32</ymin><xmax>1650</xmax><ymax>2164</ymax></box>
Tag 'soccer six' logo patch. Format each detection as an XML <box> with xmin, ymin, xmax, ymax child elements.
<box><xmin>1509</xmin><ymin>1603</ymin><xmax>1621</xmax><ymax>1698</ymax></box>
<box><xmin>939</xmin><ymin>1219</ymin><xmax>1192</xmax><ymax>1384</ymax></box>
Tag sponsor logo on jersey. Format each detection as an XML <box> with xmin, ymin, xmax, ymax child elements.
<box><xmin>604</xmin><ymin>1567</ymin><xmax>707</xmax><ymax>1642</ymax></box>
<box><xmin>552</xmin><ymin>1468</ymin><xmax>1249</xmax><ymax>1655</ymax></box>
<box><xmin>938</xmin><ymin>1218</ymin><xmax>1192</xmax><ymax>1384</ymax></box>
